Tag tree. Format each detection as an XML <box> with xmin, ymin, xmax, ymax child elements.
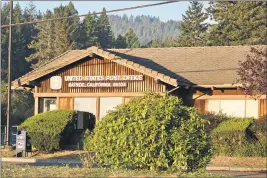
<box><xmin>125</xmin><ymin>28</ymin><xmax>140</xmax><ymax>48</ymax></box>
<box><xmin>108</xmin><ymin>14</ymin><xmax>180</xmax><ymax>46</ymax></box>
<box><xmin>1</xmin><ymin>3</ymin><xmax>36</xmax><ymax>125</ymax></box>
<box><xmin>74</xmin><ymin>18</ymin><xmax>88</xmax><ymax>49</ymax></box>
<box><xmin>84</xmin><ymin>12</ymin><xmax>100</xmax><ymax>47</ymax></box>
<box><xmin>53</xmin><ymin>3</ymin><xmax>78</xmax><ymax>54</ymax></box>
<box><xmin>177</xmin><ymin>1</ymin><xmax>208</xmax><ymax>47</ymax></box>
<box><xmin>26</xmin><ymin>10</ymin><xmax>55</xmax><ymax>67</ymax></box>
<box><xmin>27</xmin><ymin>2</ymin><xmax>80</xmax><ymax>67</ymax></box>
<box><xmin>151</xmin><ymin>38</ymin><xmax>162</xmax><ymax>48</ymax></box>
<box><xmin>237</xmin><ymin>47</ymin><xmax>267</xmax><ymax>97</ymax></box>
<box><xmin>98</xmin><ymin>8</ymin><xmax>113</xmax><ymax>48</ymax></box>
<box><xmin>1</xmin><ymin>3</ymin><xmax>11</xmax><ymax>81</ymax></box>
<box><xmin>12</xmin><ymin>3</ymin><xmax>31</xmax><ymax>79</ymax></box>
<box><xmin>115</xmin><ymin>34</ymin><xmax>127</xmax><ymax>48</ymax></box>
<box><xmin>207</xmin><ymin>2</ymin><xmax>267</xmax><ymax>45</ymax></box>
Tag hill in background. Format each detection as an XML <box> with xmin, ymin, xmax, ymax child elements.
<box><xmin>108</xmin><ymin>14</ymin><xmax>180</xmax><ymax>46</ymax></box>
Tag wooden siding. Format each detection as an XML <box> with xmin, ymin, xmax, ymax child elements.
<box><xmin>259</xmin><ymin>99</ymin><xmax>267</xmax><ymax>118</ymax></box>
<box><xmin>37</xmin><ymin>57</ymin><xmax>165</xmax><ymax>93</ymax></box>
<box><xmin>194</xmin><ymin>99</ymin><xmax>206</xmax><ymax>113</ymax></box>
<box><xmin>58</xmin><ymin>97</ymin><xmax>74</xmax><ymax>110</ymax></box>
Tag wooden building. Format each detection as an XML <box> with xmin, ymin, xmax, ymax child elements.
<box><xmin>12</xmin><ymin>46</ymin><xmax>266</xmax><ymax>121</ymax></box>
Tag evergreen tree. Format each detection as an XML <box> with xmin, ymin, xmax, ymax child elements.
<box><xmin>207</xmin><ymin>2</ymin><xmax>267</xmax><ymax>45</ymax></box>
<box><xmin>98</xmin><ymin>8</ymin><xmax>113</xmax><ymax>48</ymax></box>
<box><xmin>75</xmin><ymin>19</ymin><xmax>88</xmax><ymax>49</ymax></box>
<box><xmin>65</xmin><ymin>2</ymin><xmax>80</xmax><ymax>48</ymax></box>
<box><xmin>1</xmin><ymin>3</ymin><xmax>35</xmax><ymax>125</ymax></box>
<box><xmin>115</xmin><ymin>34</ymin><xmax>127</xmax><ymax>48</ymax></box>
<box><xmin>53</xmin><ymin>4</ymin><xmax>75</xmax><ymax>54</ymax></box>
<box><xmin>125</xmin><ymin>28</ymin><xmax>140</xmax><ymax>48</ymax></box>
<box><xmin>84</xmin><ymin>12</ymin><xmax>100</xmax><ymax>47</ymax></box>
<box><xmin>1</xmin><ymin>3</ymin><xmax>34</xmax><ymax>80</ymax></box>
<box><xmin>12</xmin><ymin>3</ymin><xmax>31</xmax><ymax>79</ymax></box>
<box><xmin>177</xmin><ymin>1</ymin><xmax>208</xmax><ymax>47</ymax></box>
<box><xmin>1</xmin><ymin>3</ymin><xmax>10</xmax><ymax>81</ymax></box>
<box><xmin>162</xmin><ymin>36</ymin><xmax>176</xmax><ymax>47</ymax></box>
<box><xmin>147</xmin><ymin>37</ymin><xmax>176</xmax><ymax>48</ymax></box>
<box><xmin>23</xmin><ymin>2</ymin><xmax>41</xmax><ymax>56</ymax></box>
<box><xmin>26</xmin><ymin>10</ymin><xmax>55</xmax><ymax>67</ymax></box>
<box><xmin>27</xmin><ymin>3</ymin><xmax>79</xmax><ymax>67</ymax></box>
<box><xmin>151</xmin><ymin>38</ymin><xmax>162</xmax><ymax>48</ymax></box>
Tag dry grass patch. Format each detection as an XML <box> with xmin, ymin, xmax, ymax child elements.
<box><xmin>210</xmin><ymin>156</ymin><xmax>267</xmax><ymax>168</ymax></box>
<box><xmin>32</xmin><ymin>150</ymin><xmax>86</xmax><ymax>159</ymax></box>
<box><xmin>0</xmin><ymin>150</ymin><xmax>16</xmax><ymax>157</ymax></box>
<box><xmin>1</xmin><ymin>165</ymin><xmax>232</xmax><ymax>178</ymax></box>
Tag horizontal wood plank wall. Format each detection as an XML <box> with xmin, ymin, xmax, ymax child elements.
<box><xmin>194</xmin><ymin>99</ymin><xmax>206</xmax><ymax>113</ymax></box>
<box><xmin>58</xmin><ymin>97</ymin><xmax>74</xmax><ymax>110</ymax></box>
<box><xmin>37</xmin><ymin>57</ymin><xmax>165</xmax><ymax>93</ymax></box>
<box><xmin>259</xmin><ymin>99</ymin><xmax>267</xmax><ymax>118</ymax></box>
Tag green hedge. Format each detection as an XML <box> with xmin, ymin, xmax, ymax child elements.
<box><xmin>20</xmin><ymin>110</ymin><xmax>76</xmax><ymax>152</ymax></box>
<box><xmin>84</xmin><ymin>93</ymin><xmax>212</xmax><ymax>172</ymax></box>
<box><xmin>211</xmin><ymin>117</ymin><xmax>266</xmax><ymax>157</ymax></box>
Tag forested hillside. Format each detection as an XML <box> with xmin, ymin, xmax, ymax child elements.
<box><xmin>108</xmin><ymin>15</ymin><xmax>180</xmax><ymax>45</ymax></box>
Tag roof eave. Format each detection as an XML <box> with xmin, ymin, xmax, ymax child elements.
<box><xmin>195</xmin><ymin>83</ymin><xmax>242</xmax><ymax>88</ymax></box>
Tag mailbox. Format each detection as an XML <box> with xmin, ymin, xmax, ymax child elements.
<box><xmin>16</xmin><ymin>130</ymin><xmax>32</xmax><ymax>156</ymax></box>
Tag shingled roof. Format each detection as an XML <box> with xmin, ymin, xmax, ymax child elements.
<box><xmin>12</xmin><ymin>45</ymin><xmax>266</xmax><ymax>89</ymax></box>
<box><xmin>108</xmin><ymin>45</ymin><xmax>266</xmax><ymax>86</ymax></box>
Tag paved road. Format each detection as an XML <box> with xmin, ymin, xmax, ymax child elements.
<box><xmin>2</xmin><ymin>162</ymin><xmax>267</xmax><ymax>178</ymax></box>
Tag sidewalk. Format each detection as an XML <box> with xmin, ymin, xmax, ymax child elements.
<box><xmin>1</xmin><ymin>157</ymin><xmax>267</xmax><ymax>172</ymax></box>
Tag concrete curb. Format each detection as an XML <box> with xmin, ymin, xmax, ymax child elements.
<box><xmin>1</xmin><ymin>157</ymin><xmax>266</xmax><ymax>172</ymax></box>
<box><xmin>1</xmin><ymin>157</ymin><xmax>82</xmax><ymax>164</ymax></box>
<box><xmin>206</xmin><ymin>166</ymin><xmax>267</xmax><ymax>172</ymax></box>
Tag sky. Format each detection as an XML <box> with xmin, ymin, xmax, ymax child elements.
<box><xmin>10</xmin><ymin>1</ymin><xmax>211</xmax><ymax>22</ymax></box>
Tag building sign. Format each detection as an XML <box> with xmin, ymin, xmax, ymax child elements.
<box><xmin>50</xmin><ymin>76</ymin><xmax>62</xmax><ymax>90</ymax></box>
<box><xmin>64</xmin><ymin>75</ymin><xmax>143</xmax><ymax>81</ymax></box>
<box><xmin>50</xmin><ymin>75</ymin><xmax>144</xmax><ymax>89</ymax></box>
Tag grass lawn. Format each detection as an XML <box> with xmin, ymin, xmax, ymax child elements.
<box><xmin>1</xmin><ymin>164</ymin><xmax>232</xmax><ymax>178</ymax></box>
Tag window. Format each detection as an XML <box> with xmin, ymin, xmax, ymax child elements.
<box><xmin>207</xmin><ymin>99</ymin><xmax>258</xmax><ymax>118</ymax></box>
<box><xmin>99</xmin><ymin>97</ymin><xmax>123</xmax><ymax>119</ymax></box>
<box><xmin>44</xmin><ymin>98</ymin><xmax>57</xmax><ymax>112</ymax></box>
<box><xmin>38</xmin><ymin>98</ymin><xmax>57</xmax><ymax>113</ymax></box>
<box><xmin>74</xmin><ymin>98</ymin><xmax>96</xmax><ymax>115</ymax></box>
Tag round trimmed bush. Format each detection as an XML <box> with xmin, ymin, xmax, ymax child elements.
<box><xmin>20</xmin><ymin>110</ymin><xmax>77</xmax><ymax>152</ymax></box>
<box><xmin>84</xmin><ymin>93</ymin><xmax>212</xmax><ymax>172</ymax></box>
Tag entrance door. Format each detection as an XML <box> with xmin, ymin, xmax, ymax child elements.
<box><xmin>74</xmin><ymin>98</ymin><xmax>97</xmax><ymax>129</ymax></box>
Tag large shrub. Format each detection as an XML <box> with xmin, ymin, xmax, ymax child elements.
<box><xmin>211</xmin><ymin>117</ymin><xmax>258</xmax><ymax>156</ymax></box>
<box><xmin>249</xmin><ymin>116</ymin><xmax>267</xmax><ymax>157</ymax></box>
<box><xmin>251</xmin><ymin>115</ymin><xmax>267</xmax><ymax>141</ymax></box>
<box><xmin>20</xmin><ymin>110</ymin><xmax>76</xmax><ymax>152</ymax></box>
<box><xmin>84</xmin><ymin>93</ymin><xmax>212</xmax><ymax>172</ymax></box>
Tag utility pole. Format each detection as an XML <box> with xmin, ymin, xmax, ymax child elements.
<box><xmin>6</xmin><ymin>0</ymin><xmax>13</xmax><ymax>148</ymax></box>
